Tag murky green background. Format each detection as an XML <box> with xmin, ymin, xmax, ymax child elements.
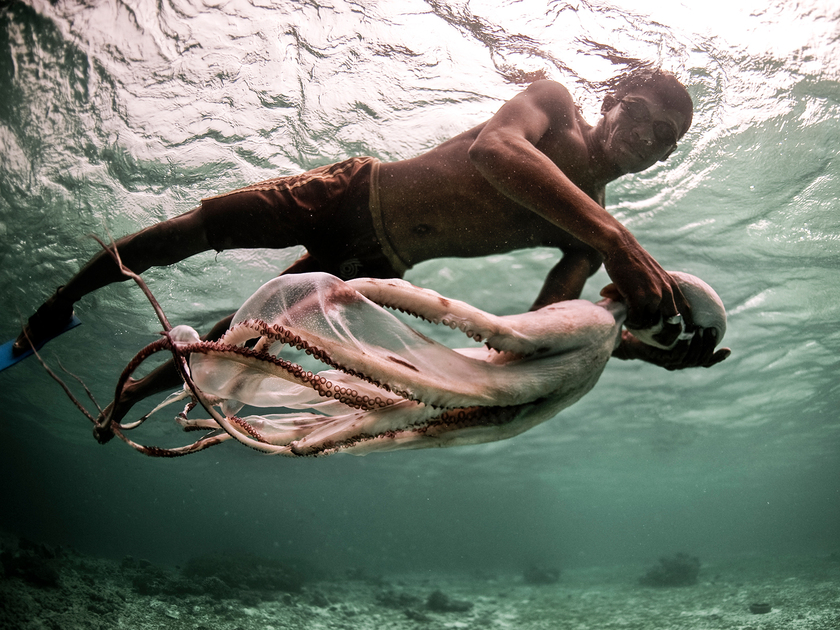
<box><xmin>1</xmin><ymin>0</ymin><xmax>838</xmax><ymax>572</ymax></box>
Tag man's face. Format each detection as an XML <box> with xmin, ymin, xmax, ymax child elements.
<box><xmin>601</xmin><ymin>88</ymin><xmax>687</xmax><ymax>173</ymax></box>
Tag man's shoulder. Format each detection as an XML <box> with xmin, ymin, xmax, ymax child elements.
<box><xmin>520</xmin><ymin>80</ymin><xmax>579</xmax><ymax>127</ymax></box>
<box><xmin>523</xmin><ymin>79</ymin><xmax>571</xmax><ymax>95</ymax></box>
<box><xmin>522</xmin><ymin>80</ymin><xmax>575</xmax><ymax>105</ymax></box>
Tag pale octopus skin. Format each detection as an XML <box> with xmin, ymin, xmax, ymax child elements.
<box><xmin>138</xmin><ymin>271</ymin><xmax>724</xmax><ymax>457</ymax></box>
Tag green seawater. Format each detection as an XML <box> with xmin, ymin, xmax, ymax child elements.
<box><xmin>0</xmin><ymin>0</ymin><xmax>838</xmax><ymax>585</ymax></box>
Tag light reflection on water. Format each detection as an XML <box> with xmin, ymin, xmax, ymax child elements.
<box><xmin>0</xmin><ymin>0</ymin><xmax>838</xmax><ymax>568</ymax></box>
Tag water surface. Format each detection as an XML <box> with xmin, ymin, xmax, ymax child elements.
<box><xmin>1</xmin><ymin>0</ymin><xmax>838</xmax><ymax>574</ymax></box>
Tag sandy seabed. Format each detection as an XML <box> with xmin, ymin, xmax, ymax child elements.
<box><xmin>1</xmin><ymin>536</ymin><xmax>838</xmax><ymax>630</ymax></box>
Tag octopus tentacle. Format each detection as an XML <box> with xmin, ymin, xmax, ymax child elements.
<box><xmin>347</xmin><ymin>277</ymin><xmax>539</xmax><ymax>354</ymax></box>
<box><xmin>200</xmin><ymin>325</ymin><xmax>512</xmax><ymax>410</ymax></box>
<box><xmin>110</xmin><ymin>420</ymin><xmax>233</xmax><ymax>457</ymax></box>
<box><xmin>182</xmin><ymin>335</ymin><xmax>399</xmax><ymax>410</ymax></box>
<box><xmin>289</xmin><ymin>402</ymin><xmax>538</xmax><ymax>457</ymax></box>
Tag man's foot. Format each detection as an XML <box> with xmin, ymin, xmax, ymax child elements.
<box><xmin>13</xmin><ymin>289</ymin><xmax>75</xmax><ymax>356</ymax></box>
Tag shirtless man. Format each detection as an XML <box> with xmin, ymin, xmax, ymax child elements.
<box><xmin>14</xmin><ymin>68</ymin><xmax>729</xmax><ymax>420</ymax></box>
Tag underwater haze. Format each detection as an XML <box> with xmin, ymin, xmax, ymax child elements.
<box><xmin>1</xmin><ymin>0</ymin><xmax>839</xmax><ymax>626</ymax></box>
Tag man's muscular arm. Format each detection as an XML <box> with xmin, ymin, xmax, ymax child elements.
<box><xmin>530</xmin><ymin>248</ymin><xmax>602</xmax><ymax>311</ymax></box>
<box><xmin>468</xmin><ymin>80</ymin><xmax>691</xmax><ymax>342</ymax></box>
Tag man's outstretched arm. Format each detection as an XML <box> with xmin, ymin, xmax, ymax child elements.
<box><xmin>469</xmin><ymin>80</ymin><xmax>692</xmax><ymax>343</ymax></box>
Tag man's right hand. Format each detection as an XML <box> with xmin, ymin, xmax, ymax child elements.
<box><xmin>602</xmin><ymin>239</ymin><xmax>692</xmax><ymax>347</ymax></box>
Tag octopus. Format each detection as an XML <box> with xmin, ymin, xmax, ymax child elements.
<box><xmin>42</xmin><ymin>244</ymin><xmax>726</xmax><ymax>458</ymax></box>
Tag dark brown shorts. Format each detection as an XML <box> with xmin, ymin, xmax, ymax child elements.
<box><xmin>199</xmin><ymin>157</ymin><xmax>402</xmax><ymax>280</ymax></box>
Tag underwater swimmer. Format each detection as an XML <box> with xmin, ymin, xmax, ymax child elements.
<box><xmin>14</xmin><ymin>68</ymin><xmax>729</xmax><ymax>419</ymax></box>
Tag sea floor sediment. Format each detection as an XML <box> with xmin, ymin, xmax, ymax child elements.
<box><xmin>1</xmin><ymin>537</ymin><xmax>838</xmax><ymax>630</ymax></box>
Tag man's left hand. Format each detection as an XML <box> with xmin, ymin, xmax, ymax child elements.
<box><xmin>616</xmin><ymin>328</ymin><xmax>731</xmax><ymax>370</ymax></box>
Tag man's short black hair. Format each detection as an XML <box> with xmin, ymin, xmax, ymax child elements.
<box><xmin>604</xmin><ymin>68</ymin><xmax>693</xmax><ymax>137</ymax></box>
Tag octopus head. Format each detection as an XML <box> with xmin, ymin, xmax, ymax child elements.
<box><xmin>627</xmin><ymin>271</ymin><xmax>727</xmax><ymax>350</ymax></box>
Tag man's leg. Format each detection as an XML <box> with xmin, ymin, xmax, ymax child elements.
<box><xmin>105</xmin><ymin>253</ymin><xmax>325</xmax><ymax>424</ymax></box>
<box><xmin>14</xmin><ymin>206</ymin><xmax>214</xmax><ymax>354</ymax></box>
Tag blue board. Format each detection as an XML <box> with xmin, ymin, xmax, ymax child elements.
<box><xmin>0</xmin><ymin>315</ymin><xmax>82</xmax><ymax>372</ymax></box>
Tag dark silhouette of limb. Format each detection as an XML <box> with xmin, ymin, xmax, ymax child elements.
<box><xmin>104</xmin><ymin>253</ymin><xmax>324</xmax><ymax>424</ymax></box>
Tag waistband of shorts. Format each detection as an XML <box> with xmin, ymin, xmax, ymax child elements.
<box><xmin>369</xmin><ymin>159</ymin><xmax>411</xmax><ymax>276</ymax></box>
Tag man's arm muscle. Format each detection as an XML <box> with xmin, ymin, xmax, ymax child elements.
<box><xmin>468</xmin><ymin>81</ymin><xmax>630</xmax><ymax>258</ymax></box>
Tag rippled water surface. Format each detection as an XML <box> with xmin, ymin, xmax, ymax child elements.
<box><xmin>1</xmin><ymin>0</ymin><xmax>838</xmax><ymax>571</ymax></box>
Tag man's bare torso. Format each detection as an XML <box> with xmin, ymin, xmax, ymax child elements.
<box><xmin>378</xmin><ymin>111</ymin><xmax>604</xmax><ymax>267</ymax></box>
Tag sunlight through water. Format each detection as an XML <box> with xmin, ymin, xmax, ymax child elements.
<box><xmin>0</xmin><ymin>0</ymin><xmax>838</xmax><ymax>575</ymax></box>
